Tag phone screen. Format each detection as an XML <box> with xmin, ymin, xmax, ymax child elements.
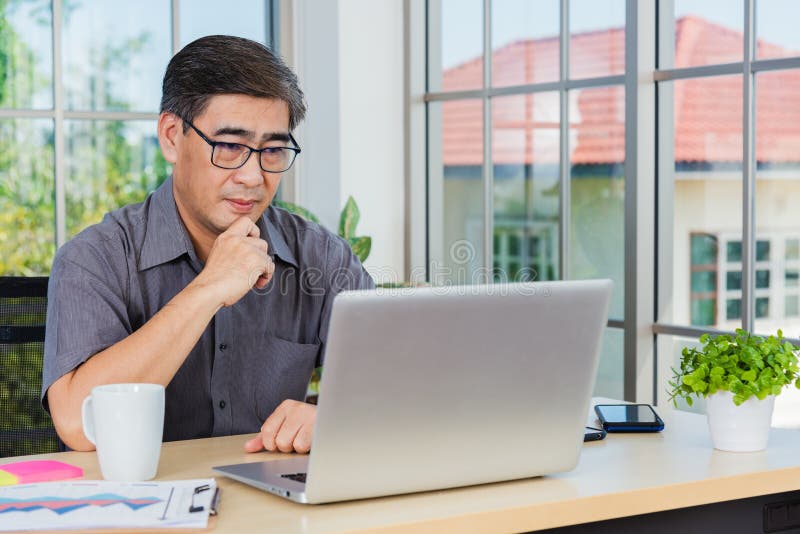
<box><xmin>596</xmin><ymin>405</ymin><xmax>659</xmax><ymax>424</ymax></box>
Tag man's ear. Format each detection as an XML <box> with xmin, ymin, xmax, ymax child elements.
<box><xmin>157</xmin><ymin>112</ymin><xmax>182</xmax><ymax>164</ymax></box>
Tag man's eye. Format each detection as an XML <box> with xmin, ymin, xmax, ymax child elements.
<box><xmin>218</xmin><ymin>143</ymin><xmax>244</xmax><ymax>152</ymax></box>
<box><xmin>262</xmin><ymin>147</ymin><xmax>284</xmax><ymax>154</ymax></box>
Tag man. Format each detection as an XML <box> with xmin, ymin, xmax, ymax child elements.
<box><xmin>42</xmin><ymin>35</ymin><xmax>373</xmax><ymax>454</ymax></box>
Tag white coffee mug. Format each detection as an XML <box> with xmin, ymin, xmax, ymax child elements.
<box><xmin>81</xmin><ymin>383</ymin><xmax>165</xmax><ymax>481</ymax></box>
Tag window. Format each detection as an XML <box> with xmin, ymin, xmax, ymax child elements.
<box><xmin>657</xmin><ymin>0</ymin><xmax>800</xmax><ymax>413</ymax></box>
<box><xmin>0</xmin><ymin>0</ymin><xmax>278</xmax><ymax>275</ymax></box>
<box><xmin>426</xmin><ymin>0</ymin><xmax>626</xmax><ymax>399</ymax></box>
<box><xmin>423</xmin><ymin>1</ymin><xmax>800</xmax><ymax>405</ymax></box>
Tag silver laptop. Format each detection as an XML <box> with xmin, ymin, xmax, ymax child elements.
<box><xmin>213</xmin><ymin>279</ymin><xmax>612</xmax><ymax>504</ymax></box>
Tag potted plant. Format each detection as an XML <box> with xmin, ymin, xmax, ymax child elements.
<box><xmin>668</xmin><ymin>329</ymin><xmax>800</xmax><ymax>452</ymax></box>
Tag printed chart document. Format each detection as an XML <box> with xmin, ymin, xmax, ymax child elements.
<box><xmin>0</xmin><ymin>478</ymin><xmax>216</xmax><ymax>531</ymax></box>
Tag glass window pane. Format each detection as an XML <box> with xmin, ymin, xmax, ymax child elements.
<box><xmin>690</xmin><ymin>271</ymin><xmax>716</xmax><ymax>292</ymax></box>
<box><xmin>569</xmin><ymin>0</ymin><xmax>625</xmax><ymax>80</ymax></box>
<box><xmin>726</xmin><ymin>270</ymin><xmax>742</xmax><ymax>290</ymax></box>
<box><xmin>430</xmin><ymin>100</ymin><xmax>485</xmax><ymax>284</ymax></box>
<box><xmin>787</xmin><ymin>238</ymin><xmax>800</xmax><ymax>260</ymax></box>
<box><xmin>180</xmin><ymin>0</ymin><xmax>269</xmax><ymax>47</ymax></box>
<box><xmin>429</xmin><ymin>0</ymin><xmax>483</xmax><ymax>93</ymax></box>
<box><xmin>727</xmin><ymin>241</ymin><xmax>742</xmax><ymax>262</ymax></box>
<box><xmin>0</xmin><ymin>0</ymin><xmax>52</xmax><ymax>109</ymax></box>
<box><xmin>593</xmin><ymin>327</ymin><xmax>623</xmax><ymax>400</ymax></box>
<box><xmin>62</xmin><ymin>0</ymin><xmax>171</xmax><ymax>112</ymax></box>
<box><xmin>787</xmin><ymin>270</ymin><xmax>799</xmax><ymax>287</ymax></box>
<box><xmin>0</xmin><ymin>119</ymin><xmax>54</xmax><ymax>275</ymax></box>
<box><xmin>786</xmin><ymin>295</ymin><xmax>799</xmax><ymax>317</ymax></box>
<box><xmin>690</xmin><ymin>234</ymin><xmax>717</xmax><ymax>265</ymax></box>
<box><xmin>569</xmin><ymin>86</ymin><xmax>625</xmax><ymax>318</ymax></box>
<box><xmin>672</xmin><ymin>0</ymin><xmax>743</xmax><ymax>67</ymax></box>
<box><xmin>756</xmin><ymin>269</ymin><xmax>771</xmax><ymax>289</ymax></box>
<box><xmin>492</xmin><ymin>93</ymin><xmax>559</xmax><ymax>283</ymax></box>
<box><xmin>65</xmin><ymin>121</ymin><xmax>169</xmax><ymax>238</ymax></box>
<box><xmin>756</xmin><ymin>240</ymin><xmax>771</xmax><ymax>261</ymax></box>
<box><xmin>756</xmin><ymin>70</ymin><xmax>800</xmax><ymax>333</ymax></box>
<box><xmin>727</xmin><ymin>298</ymin><xmax>742</xmax><ymax>320</ymax></box>
<box><xmin>756</xmin><ymin>297</ymin><xmax>770</xmax><ymax>318</ymax></box>
<box><xmin>667</xmin><ymin>76</ymin><xmax>743</xmax><ymax>331</ymax></box>
<box><xmin>491</xmin><ymin>0</ymin><xmax>559</xmax><ymax>87</ymax></box>
<box><xmin>690</xmin><ymin>298</ymin><xmax>716</xmax><ymax>326</ymax></box>
<box><xmin>756</xmin><ymin>0</ymin><xmax>800</xmax><ymax>60</ymax></box>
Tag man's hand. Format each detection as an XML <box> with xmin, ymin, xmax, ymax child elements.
<box><xmin>244</xmin><ymin>400</ymin><xmax>316</xmax><ymax>454</ymax></box>
<box><xmin>192</xmin><ymin>216</ymin><xmax>275</xmax><ymax>307</ymax></box>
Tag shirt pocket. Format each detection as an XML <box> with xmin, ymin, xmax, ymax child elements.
<box><xmin>250</xmin><ymin>335</ymin><xmax>321</xmax><ymax>422</ymax></box>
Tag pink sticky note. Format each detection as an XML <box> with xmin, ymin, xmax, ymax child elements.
<box><xmin>0</xmin><ymin>460</ymin><xmax>83</xmax><ymax>484</ymax></box>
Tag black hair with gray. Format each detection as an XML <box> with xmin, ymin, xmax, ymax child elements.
<box><xmin>160</xmin><ymin>35</ymin><xmax>306</xmax><ymax>131</ymax></box>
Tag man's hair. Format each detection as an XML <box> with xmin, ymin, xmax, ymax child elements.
<box><xmin>160</xmin><ymin>35</ymin><xmax>306</xmax><ymax>131</ymax></box>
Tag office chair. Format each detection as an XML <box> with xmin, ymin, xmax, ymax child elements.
<box><xmin>0</xmin><ymin>276</ymin><xmax>62</xmax><ymax>457</ymax></box>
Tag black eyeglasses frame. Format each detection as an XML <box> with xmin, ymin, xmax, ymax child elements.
<box><xmin>181</xmin><ymin>117</ymin><xmax>301</xmax><ymax>173</ymax></box>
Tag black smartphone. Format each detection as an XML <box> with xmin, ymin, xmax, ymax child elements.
<box><xmin>594</xmin><ymin>404</ymin><xmax>665</xmax><ymax>432</ymax></box>
<box><xmin>584</xmin><ymin>426</ymin><xmax>607</xmax><ymax>442</ymax></box>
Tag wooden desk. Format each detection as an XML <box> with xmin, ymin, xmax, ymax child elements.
<box><xmin>8</xmin><ymin>398</ymin><xmax>800</xmax><ymax>533</ymax></box>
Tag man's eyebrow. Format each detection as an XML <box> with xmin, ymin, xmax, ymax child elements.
<box><xmin>261</xmin><ymin>132</ymin><xmax>291</xmax><ymax>143</ymax></box>
<box><xmin>211</xmin><ymin>127</ymin><xmax>291</xmax><ymax>144</ymax></box>
<box><xmin>213</xmin><ymin>126</ymin><xmax>255</xmax><ymax>139</ymax></box>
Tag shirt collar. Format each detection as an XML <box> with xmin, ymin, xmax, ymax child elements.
<box><xmin>260</xmin><ymin>207</ymin><xmax>299</xmax><ymax>269</ymax></box>
<box><xmin>138</xmin><ymin>177</ymin><xmax>196</xmax><ymax>272</ymax></box>
<box><xmin>138</xmin><ymin>177</ymin><xmax>299</xmax><ymax>271</ymax></box>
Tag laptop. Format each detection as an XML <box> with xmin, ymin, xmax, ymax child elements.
<box><xmin>213</xmin><ymin>279</ymin><xmax>612</xmax><ymax>504</ymax></box>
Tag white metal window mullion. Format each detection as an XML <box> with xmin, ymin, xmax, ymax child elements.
<box><xmin>558</xmin><ymin>0</ymin><xmax>569</xmax><ymax>281</ymax></box>
<box><xmin>742</xmin><ymin>0</ymin><xmax>756</xmax><ymax>331</ymax></box>
<box><xmin>172</xmin><ymin>0</ymin><xmax>180</xmax><ymax>56</ymax></box>
<box><xmin>53</xmin><ymin>0</ymin><xmax>66</xmax><ymax>248</ymax></box>
<box><xmin>482</xmin><ymin>0</ymin><xmax>494</xmax><ymax>277</ymax></box>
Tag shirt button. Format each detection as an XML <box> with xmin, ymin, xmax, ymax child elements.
<box><xmin>218</xmin><ymin>343</ymin><xmax>227</xmax><ymax>351</ymax></box>
<box><xmin>219</xmin><ymin>400</ymin><xmax>226</xmax><ymax>409</ymax></box>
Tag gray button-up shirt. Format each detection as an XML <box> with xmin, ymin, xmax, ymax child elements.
<box><xmin>42</xmin><ymin>177</ymin><xmax>374</xmax><ymax>441</ymax></box>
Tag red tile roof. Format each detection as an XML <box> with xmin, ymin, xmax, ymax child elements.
<box><xmin>442</xmin><ymin>16</ymin><xmax>800</xmax><ymax>166</ymax></box>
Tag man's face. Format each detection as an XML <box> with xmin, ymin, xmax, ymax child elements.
<box><xmin>167</xmin><ymin>94</ymin><xmax>291</xmax><ymax>240</ymax></box>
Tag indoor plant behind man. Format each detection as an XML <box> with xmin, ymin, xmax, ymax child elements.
<box><xmin>42</xmin><ymin>35</ymin><xmax>374</xmax><ymax>454</ymax></box>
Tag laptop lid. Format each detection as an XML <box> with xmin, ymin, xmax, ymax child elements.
<box><xmin>301</xmin><ymin>279</ymin><xmax>611</xmax><ymax>503</ymax></box>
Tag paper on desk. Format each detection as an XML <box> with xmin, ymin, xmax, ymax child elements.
<box><xmin>0</xmin><ymin>478</ymin><xmax>216</xmax><ymax>531</ymax></box>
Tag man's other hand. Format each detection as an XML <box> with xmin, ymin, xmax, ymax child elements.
<box><xmin>244</xmin><ymin>400</ymin><xmax>316</xmax><ymax>454</ymax></box>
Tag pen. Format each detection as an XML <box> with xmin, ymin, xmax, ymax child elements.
<box><xmin>210</xmin><ymin>487</ymin><xmax>221</xmax><ymax>516</ymax></box>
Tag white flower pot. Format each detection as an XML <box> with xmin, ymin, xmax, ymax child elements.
<box><xmin>706</xmin><ymin>391</ymin><xmax>775</xmax><ymax>452</ymax></box>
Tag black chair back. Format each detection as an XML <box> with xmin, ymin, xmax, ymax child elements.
<box><xmin>0</xmin><ymin>276</ymin><xmax>61</xmax><ymax>457</ymax></box>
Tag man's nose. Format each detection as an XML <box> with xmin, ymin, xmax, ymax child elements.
<box><xmin>231</xmin><ymin>152</ymin><xmax>265</xmax><ymax>186</ymax></box>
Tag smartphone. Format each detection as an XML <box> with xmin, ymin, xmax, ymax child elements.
<box><xmin>584</xmin><ymin>426</ymin><xmax>607</xmax><ymax>442</ymax></box>
<box><xmin>594</xmin><ymin>404</ymin><xmax>665</xmax><ymax>432</ymax></box>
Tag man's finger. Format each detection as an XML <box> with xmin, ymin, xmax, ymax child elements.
<box><xmin>246</xmin><ymin>220</ymin><xmax>261</xmax><ymax>238</ymax></box>
<box><xmin>226</xmin><ymin>216</ymin><xmax>257</xmax><ymax>237</ymax></box>
<box><xmin>293</xmin><ymin>425</ymin><xmax>313</xmax><ymax>454</ymax></box>
<box><xmin>259</xmin><ymin>409</ymin><xmax>286</xmax><ymax>452</ymax></box>
<box><xmin>244</xmin><ymin>434</ymin><xmax>265</xmax><ymax>453</ymax></box>
<box><xmin>275</xmin><ymin>418</ymin><xmax>303</xmax><ymax>453</ymax></box>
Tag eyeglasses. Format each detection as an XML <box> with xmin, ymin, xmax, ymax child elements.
<box><xmin>182</xmin><ymin>117</ymin><xmax>301</xmax><ymax>173</ymax></box>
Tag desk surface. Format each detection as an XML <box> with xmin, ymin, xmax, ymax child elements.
<box><xmin>10</xmin><ymin>398</ymin><xmax>800</xmax><ymax>533</ymax></box>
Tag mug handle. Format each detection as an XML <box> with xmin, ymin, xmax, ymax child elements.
<box><xmin>81</xmin><ymin>395</ymin><xmax>96</xmax><ymax>446</ymax></box>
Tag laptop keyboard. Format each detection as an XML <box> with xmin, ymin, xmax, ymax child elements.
<box><xmin>281</xmin><ymin>472</ymin><xmax>307</xmax><ymax>483</ymax></box>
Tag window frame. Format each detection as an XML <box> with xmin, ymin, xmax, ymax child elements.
<box><xmin>417</xmin><ymin>0</ymin><xmax>800</xmax><ymax>404</ymax></box>
<box><xmin>0</xmin><ymin>0</ymin><xmax>279</xmax><ymax>249</ymax></box>
<box><xmin>419</xmin><ymin>0</ymin><xmax>651</xmax><ymax>401</ymax></box>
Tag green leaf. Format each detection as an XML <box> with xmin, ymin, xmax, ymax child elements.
<box><xmin>709</xmin><ymin>366</ymin><xmax>725</xmax><ymax>377</ymax></box>
<box><xmin>273</xmin><ymin>200</ymin><xmax>320</xmax><ymax>223</ymax></box>
<box><xmin>338</xmin><ymin>196</ymin><xmax>360</xmax><ymax>239</ymax></box>
<box><xmin>348</xmin><ymin>236</ymin><xmax>372</xmax><ymax>263</ymax></box>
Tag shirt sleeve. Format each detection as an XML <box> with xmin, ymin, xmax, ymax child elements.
<box><xmin>41</xmin><ymin>239</ymin><xmax>133</xmax><ymax>411</ymax></box>
<box><xmin>316</xmin><ymin>235</ymin><xmax>375</xmax><ymax>367</ymax></box>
